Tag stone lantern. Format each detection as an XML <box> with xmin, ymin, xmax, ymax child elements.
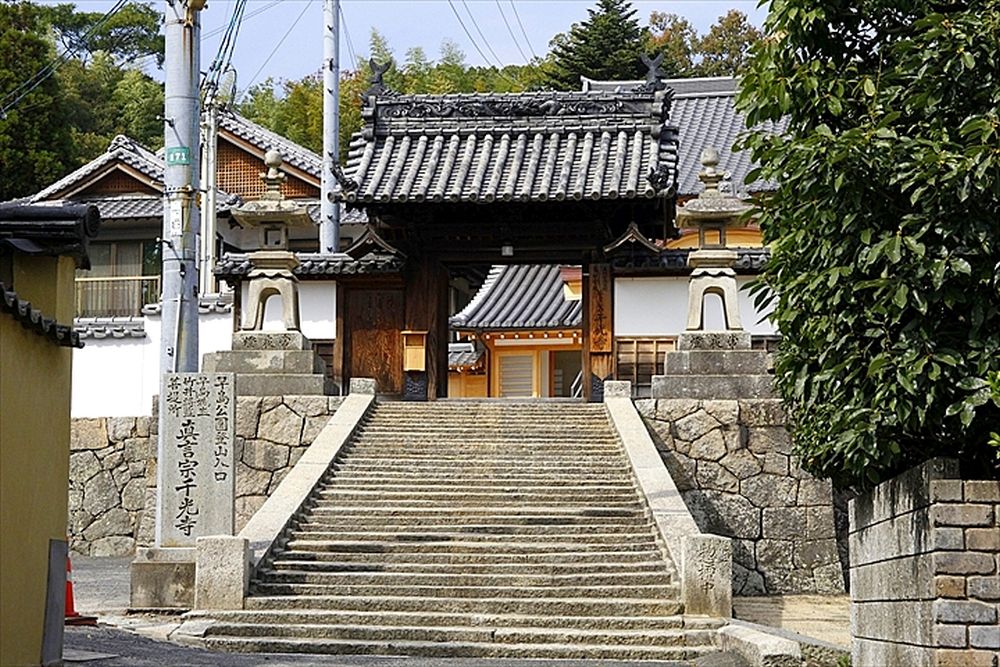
<box><xmin>675</xmin><ymin>147</ymin><xmax>752</xmax><ymax>337</ymax></box>
<box><xmin>230</xmin><ymin>149</ymin><xmax>313</xmax><ymax>331</ymax></box>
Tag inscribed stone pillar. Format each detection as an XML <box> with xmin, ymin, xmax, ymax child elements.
<box><xmin>157</xmin><ymin>372</ymin><xmax>235</xmax><ymax>547</ymax></box>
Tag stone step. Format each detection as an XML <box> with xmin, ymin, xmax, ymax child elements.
<box><xmin>304</xmin><ymin>500</ymin><xmax>645</xmax><ymax>511</ymax></box>
<box><xmin>344</xmin><ymin>440</ymin><xmax>622</xmax><ymax>449</ymax></box>
<box><xmin>312</xmin><ymin>489</ymin><xmax>640</xmax><ymax>502</ymax></box>
<box><xmin>251</xmin><ymin>582</ymin><xmax>679</xmax><ymax>600</ymax></box>
<box><xmin>205</xmin><ymin>621</ymin><xmax>714</xmax><ymax>648</ymax></box>
<box><xmin>199</xmin><ymin>609</ymin><xmax>723</xmax><ymax>632</ymax></box>
<box><xmin>255</xmin><ymin>569</ymin><xmax>672</xmax><ymax>588</ymax></box>
<box><xmin>303</xmin><ymin>506</ymin><xmax>646</xmax><ymax>519</ymax></box>
<box><xmin>244</xmin><ymin>594</ymin><xmax>684</xmax><ymax>617</ymax></box>
<box><xmin>650</xmin><ymin>373</ymin><xmax>776</xmax><ymax>400</ymax></box>
<box><xmin>663</xmin><ymin>349</ymin><xmax>772</xmax><ymax>375</ymax></box>
<box><xmin>202</xmin><ymin>636</ymin><xmax>714</xmax><ymax>661</ymax></box>
<box><xmin>292</xmin><ymin>520</ymin><xmax>651</xmax><ymax>534</ymax></box>
<box><xmin>331</xmin><ymin>454</ymin><xmax>628</xmax><ymax>464</ymax></box>
<box><xmin>321</xmin><ymin>472</ymin><xmax>636</xmax><ymax>484</ymax></box>
<box><xmin>202</xmin><ymin>349</ymin><xmax>326</xmax><ymax>375</ymax></box>
<box><xmin>329</xmin><ymin>459</ymin><xmax>632</xmax><ymax>472</ymax></box>
<box><xmin>267</xmin><ymin>559</ymin><xmax>671</xmax><ymax>576</ymax></box>
<box><xmin>281</xmin><ymin>539</ymin><xmax>659</xmax><ymax>555</ymax></box>
<box><xmin>284</xmin><ymin>530</ymin><xmax>657</xmax><ymax>545</ymax></box>
<box><xmin>271</xmin><ymin>548</ymin><xmax>665</xmax><ymax>565</ymax></box>
<box><xmin>234</xmin><ymin>373</ymin><xmax>335</xmax><ymax>396</ymax></box>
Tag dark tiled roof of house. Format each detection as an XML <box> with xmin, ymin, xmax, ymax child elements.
<box><xmin>1</xmin><ymin>281</ymin><xmax>82</xmax><ymax>347</ymax></box>
<box><xmin>74</xmin><ymin>316</ymin><xmax>147</xmax><ymax>339</ymax></box>
<box><xmin>448</xmin><ymin>342</ymin><xmax>485</xmax><ymax>369</ymax></box>
<box><xmin>32</xmin><ymin>135</ymin><xmax>164</xmax><ymax>202</ymax></box>
<box><xmin>141</xmin><ymin>294</ymin><xmax>234</xmax><ymax>316</ymax></box>
<box><xmin>215</xmin><ymin>252</ymin><xmax>404</xmax><ymax>279</ymax></box>
<box><xmin>587</xmin><ymin>76</ymin><xmax>785</xmax><ymax>196</ymax></box>
<box><xmin>451</xmin><ymin>264</ymin><xmax>582</xmax><ymax>331</ymax></box>
<box><xmin>340</xmin><ymin>87</ymin><xmax>678</xmax><ymax>204</ymax></box>
<box><xmin>219</xmin><ymin>112</ymin><xmax>323</xmax><ymax>179</ymax></box>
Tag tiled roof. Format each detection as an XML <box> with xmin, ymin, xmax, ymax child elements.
<box><xmin>215</xmin><ymin>252</ymin><xmax>404</xmax><ymax>279</ymax></box>
<box><xmin>587</xmin><ymin>76</ymin><xmax>784</xmax><ymax>196</ymax></box>
<box><xmin>74</xmin><ymin>316</ymin><xmax>146</xmax><ymax>339</ymax></box>
<box><xmin>219</xmin><ymin>112</ymin><xmax>323</xmax><ymax>179</ymax></box>
<box><xmin>141</xmin><ymin>294</ymin><xmax>234</xmax><ymax>316</ymax></box>
<box><xmin>448</xmin><ymin>342</ymin><xmax>485</xmax><ymax>370</ymax></box>
<box><xmin>31</xmin><ymin>135</ymin><xmax>163</xmax><ymax>202</ymax></box>
<box><xmin>304</xmin><ymin>202</ymin><xmax>369</xmax><ymax>226</ymax></box>
<box><xmin>1</xmin><ymin>281</ymin><xmax>82</xmax><ymax>348</ymax></box>
<box><xmin>451</xmin><ymin>264</ymin><xmax>582</xmax><ymax>331</ymax></box>
<box><xmin>341</xmin><ymin>88</ymin><xmax>678</xmax><ymax>204</ymax></box>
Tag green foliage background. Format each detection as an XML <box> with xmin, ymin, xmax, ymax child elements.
<box><xmin>738</xmin><ymin>0</ymin><xmax>1000</xmax><ymax>488</ymax></box>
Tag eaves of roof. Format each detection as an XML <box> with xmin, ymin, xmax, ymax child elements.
<box><xmin>214</xmin><ymin>252</ymin><xmax>404</xmax><ymax>279</ymax></box>
<box><xmin>218</xmin><ymin>112</ymin><xmax>323</xmax><ymax>180</ymax></box>
<box><xmin>451</xmin><ymin>264</ymin><xmax>582</xmax><ymax>331</ymax></box>
<box><xmin>31</xmin><ymin>135</ymin><xmax>164</xmax><ymax>203</ymax></box>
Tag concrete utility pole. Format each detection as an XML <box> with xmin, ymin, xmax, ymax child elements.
<box><xmin>320</xmin><ymin>0</ymin><xmax>341</xmax><ymax>254</ymax></box>
<box><xmin>199</xmin><ymin>94</ymin><xmax>218</xmax><ymax>295</ymax></box>
<box><xmin>161</xmin><ymin>0</ymin><xmax>203</xmax><ymax>379</ymax></box>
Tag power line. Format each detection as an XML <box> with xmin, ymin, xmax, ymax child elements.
<box><xmin>509</xmin><ymin>1</ymin><xmax>539</xmax><ymax>60</ymax></box>
<box><xmin>340</xmin><ymin>4</ymin><xmax>358</xmax><ymax>71</ymax></box>
<box><xmin>495</xmin><ymin>0</ymin><xmax>529</xmax><ymax>63</ymax></box>
<box><xmin>203</xmin><ymin>0</ymin><xmax>248</xmax><ymax>95</ymax></box>
<box><xmin>445</xmin><ymin>0</ymin><xmax>520</xmax><ymax>88</ymax></box>
<box><xmin>0</xmin><ymin>0</ymin><xmax>130</xmax><ymax>118</ymax></box>
<box><xmin>240</xmin><ymin>0</ymin><xmax>313</xmax><ymax>98</ymax></box>
<box><xmin>460</xmin><ymin>0</ymin><xmax>507</xmax><ymax>68</ymax></box>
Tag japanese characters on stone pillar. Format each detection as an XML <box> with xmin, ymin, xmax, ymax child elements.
<box><xmin>157</xmin><ymin>372</ymin><xmax>235</xmax><ymax>547</ymax></box>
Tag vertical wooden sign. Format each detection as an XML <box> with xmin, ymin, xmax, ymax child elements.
<box><xmin>589</xmin><ymin>263</ymin><xmax>613</xmax><ymax>353</ymax></box>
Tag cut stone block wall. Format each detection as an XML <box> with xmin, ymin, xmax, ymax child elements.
<box><xmin>850</xmin><ymin>458</ymin><xmax>999</xmax><ymax>667</ymax></box>
<box><xmin>637</xmin><ymin>398</ymin><xmax>843</xmax><ymax>595</ymax></box>
<box><xmin>69</xmin><ymin>395</ymin><xmax>343</xmax><ymax>556</ymax></box>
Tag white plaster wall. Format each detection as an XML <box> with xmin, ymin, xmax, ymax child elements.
<box><xmin>72</xmin><ymin>311</ymin><xmax>235</xmax><ymax>418</ymax></box>
<box><xmin>240</xmin><ymin>281</ymin><xmax>337</xmax><ymax>340</ymax></box>
<box><xmin>614</xmin><ymin>276</ymin><xmax>776</xmax><ymax>336</ymax></box>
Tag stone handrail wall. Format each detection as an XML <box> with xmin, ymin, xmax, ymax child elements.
<box><xmin>69</xmin><ymin>395</ymin><xmax>343</xmax><ymax>556</ymax></box>
<box><xmin>636</xmin><ymin>397</ymin><xmax>843</xmax><ymax>595</ymax></box>
<box><xmin>850</xmin><ymin>458</ymin><xmax>999</xmax><ymax>666</ymax></box>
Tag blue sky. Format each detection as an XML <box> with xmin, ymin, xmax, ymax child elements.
<box><xmin>41</xmin><ymin>1</ymin><xmax>766</xmax><ymax>93</ymax></box>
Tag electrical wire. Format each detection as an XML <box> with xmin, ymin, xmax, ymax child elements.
<box><xmin>460</xmin><ymin>0</ymin><xmax>506</xmax><ymax>68</ymax></box>
<box><xmin>495</xmin><ymin>0</ymin><xmax>529</xmax><ymax>63</ymax></box>
<box><xmin>203</xmin><ymin>0</ymin><xmax>248</xmax><ymax>95</ymax></box>
<box><xmin>340</xmin><ymin>4</ymin><xmax>359</xmax><ymax>72</ymax></box>
<box><xmin>240</xmin><ymin>0</ymin><xmax>313</xmax><ymax>98</ymax></box>
<box><xmin>0</xmin><ymin>0</ymin><xmax>130</xmax><ymax>118</ymax></box>
<box><xmin>445</xmin><ymin>0</ymin><xmax>520</xmax><ymax>88</ymax></box>
<box><xmin>509</xmin><ymin>0</ymin><xmax>539</xmax><ymax>60</ymax></box>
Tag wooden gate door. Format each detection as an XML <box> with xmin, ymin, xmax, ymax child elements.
<box><xmin>344</xmin><ymin>288</ymin><xmax>404</xmax><ymax>395</ymax></box>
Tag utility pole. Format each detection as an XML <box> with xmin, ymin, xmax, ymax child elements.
<box><xmin>199</xmin><ymin>93</ymin><xmax>218</xmax><ymax>295</ymax></box>
<box><xmin>158</xmin><ymin>0</ymin><xmax>203</xmax><ymax>543</ymax></box>
<box><xmin>161</xmin><ymin>0</ymin><xmax>202</xmax><ymax>374</ymax></box>
<box><xmin>320</xmin><ymin>0</ymin><xmax>341</xmax><ymax>254</ymax></box>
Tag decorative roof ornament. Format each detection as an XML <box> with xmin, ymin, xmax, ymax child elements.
<box><xmin>260</xmin><ymin>148</ymin><xmax>287</xmax><ymax>201</ymax></box>
<box><xmin>635</xmin><ymin>53</ymin><xmax>668</xmax><ymax>93</ymax></box>
<box><xmin>365</xmin><ymin>59</ymin><xmax>395</xmax><ymax>97</ymax></box>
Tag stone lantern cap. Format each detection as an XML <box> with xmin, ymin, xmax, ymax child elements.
<box><xmin>230</xmin><ymin>149</ymin><xmax>313</xmax><ymax>230</ymax></box>
<box><xmin>676</xmin><ymin>147</ymin><xmax>752</xmax><ymax>227</ymax></box>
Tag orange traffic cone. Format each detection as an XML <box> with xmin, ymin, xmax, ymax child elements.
<box><xmin>65</xmin><ymin>555</ymin><xmax>97</xmax><ymax>626</ymax></box>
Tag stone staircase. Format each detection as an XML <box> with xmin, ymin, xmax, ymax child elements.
<box><xmin>203</xmin><ymin>400</ymin><xmax>723</xmax><ymax>660</ymax></box>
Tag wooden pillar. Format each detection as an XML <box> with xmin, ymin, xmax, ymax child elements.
<box><xmin>583</xmin><ymin>262</ymin><xmax>614</xmax><ymax>402</ymax></box>
<box><xmin>332</xmin><ymin>281</ymin><xmax>345</xmax><ymax>391</ymax></box>
<box><xmin>404</xmin><ymin>255</ymin><xmax>449</xmax><ymax>399</ymax></box>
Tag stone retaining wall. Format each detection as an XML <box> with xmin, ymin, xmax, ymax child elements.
<box><xmin>637</xmin><ymin>398</ymin><xmax>843</xmax><ymax>595</ymax></box>
<box><xmin>69</xmin><ymin>395</ymin><xmax>343</xmax><ymax>556</ymax></box>
<box><xmin>850</xmin><ymin>458</ymin><xmax>999</xmax><ymax>667</ymax></box>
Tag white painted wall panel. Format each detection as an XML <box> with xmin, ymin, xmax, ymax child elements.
<box><xmin>614</xmin><ymin>276</ymin><xmax>776</xmax><ymax>336</ymax></box>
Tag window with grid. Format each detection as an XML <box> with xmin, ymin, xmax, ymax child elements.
<box><xmin>615</xmin><ymin>338</ymin><xmax>675</xmax><ymax>397</ymax></box>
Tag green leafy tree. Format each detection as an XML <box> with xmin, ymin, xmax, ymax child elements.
<box><xmin>548</xmin><ymin>0</ymin><xmax>646</xmax><ymax>90</ymax></box>
<box><xmin>695</xmin><ymin>10</ymin><xmax>762</xmax><ymax>77</ymax></box>
<box><xmin>738</xmin><ymin>0</ymin><xmax>1000</xmax><ymax>487</ymax></box>
<box><xmin>645</xmin><ymin>12</ymin><xmax>697</xmax><ymax>77</ymax></box>
<box><xmin>42</xmin><ymin>1</ymin><xmax>164</xmax><ymax>67</ymax></box>
<box><xmin>0</xmin><ymin>1</ymin><xmax>73</xmax><ymax>200</ymax></box>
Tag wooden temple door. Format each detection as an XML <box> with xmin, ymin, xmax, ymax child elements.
<box><xmin>343</xmin><ymin>288</ymin><xmax>404</xmax><ymax>395</ymax></box>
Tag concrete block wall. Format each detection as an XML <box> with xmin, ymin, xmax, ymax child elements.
<box><xmin>69</xmin><ymin>396</ymin><xmax>343</xmax><ymax>556</ymax></box>
<box><xmin>850</xmin><ymin>458</ymin><xmax>999</xmax><ymax>667</ymax></box>
<box><xmin>637</xmin><ymin>398</ymin><xmax>843</xmax><ymax>595</ymax></box>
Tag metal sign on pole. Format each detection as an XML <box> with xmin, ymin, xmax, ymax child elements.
<box><xmin>157</xmin><ymin>0</ymin><xmax>204</xmax><ymax>546</ymax></box>
<box><xmin>320</xmin><ymin>0</ymin><xmax>341</xmax><ymax>254</ymax></box>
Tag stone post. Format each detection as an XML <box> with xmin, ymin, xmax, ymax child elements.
<box><xmin>349</xmin><ymin>377</ymin><xmax>377</xmax><ymax>395</ymax></box>
<box><xmin>194</xmin><ymin>535</ymin><xmax>250</xmax><ymax>610</ymax></box>
<box><xmin>682</xmin><ymin>534</ymin><xmax>733</xmax><ymax>617</ymax></box>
